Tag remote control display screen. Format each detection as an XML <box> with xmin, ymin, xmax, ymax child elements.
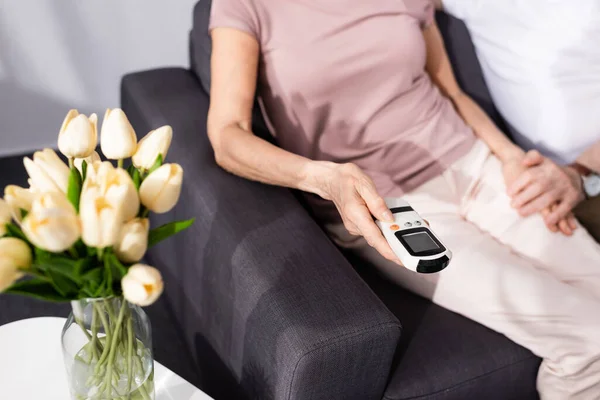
<box><xmin>402</xmin><ymin>231</ymin><xmax>439</xmax><ymax>253</ymax></box>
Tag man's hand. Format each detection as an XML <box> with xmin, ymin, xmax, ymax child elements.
<box><xmin>505</xmin><ymin>150</ymin><xmax>584</xmax><ymax>234</ymax></box>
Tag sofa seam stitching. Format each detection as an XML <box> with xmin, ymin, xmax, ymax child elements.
<box><xmin>287</xmin><ymin>321</ymin><xmax>402</xmax><ymax>400</ymax></box>
<box><xmin>383</xmin><ymin>354</ymin><xmax>539</xmax><ymax>400</ymax></box>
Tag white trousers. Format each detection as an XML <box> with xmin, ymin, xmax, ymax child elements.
<box><xmin>326</xmin><ymin>141</ymin><xmax>600</xmax><ymax>400</ymax></box>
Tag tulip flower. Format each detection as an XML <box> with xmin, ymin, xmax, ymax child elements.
<box><xmin>132</xmin><ymin>126</ymin><xmax>173</xmax><ymax>170</ymax></box>
<box><xmin>21</xmin><ymin>192</ymin><xmax>80</xmax><ymax>252</ymax></box>
<box><xmin>73</xmin><ymin>151</ymin><xmax>101</xmax><ymax>175</ymax></box>
<box><xmin>4</xmin><ymin>185</ymin><xmax>35</xmax><ymax>222</ymax></box>
<box><xmin>0</xmin><ymin>237</ymin><xmax>33</xmax><ymax>270</ymax></box>
<box><xmin>139</xmin><ymin>163</ymin><xmax>183</xmax><ymax>214</ymax></box>
<box><xmin>58</xmin><ymin>109</ymin><xmax>98</xmax><ymax>159</ymax></box>
<box><xmin>121</xmin><ymin>264</ymin><xmax>164</xmax><ymax>306</ymax></box>
<box><xmin>0</xmin><ymin>199</ymin><xmax>12</xmax><ymax>236</ymax></box>
<box><xmin>115</xmin><ymin>218</ymin><xmax>149</xmax><ymax>263</ymax></box>
<box><xmin>100</xmin><ymin>108</ymin><xmax>137</xmax><ymax>160</ymax></box>
<box><xmin>79</xmin><ymin>185</ymin><xmax>124</xmax><ymax>248</ymax></box>
<box><xmin>23</xmin><ymin>149</ymin><xmax>70</xmax><ymax>193</ymax></box>
<box><xmin>0</xmin><ymin>257</ymin><xmax>22</xmax><ymax>292</ymax></box>
<box><xmin>83</xmin><ymin>162</ymin><xmax>139</xmax><ymax>221</ymax></box>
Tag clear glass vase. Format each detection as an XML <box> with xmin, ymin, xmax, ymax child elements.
<box><xmin>61</xmin><ymin>297</ymin><xmax>155</xmax><ymax>400</ymax></box>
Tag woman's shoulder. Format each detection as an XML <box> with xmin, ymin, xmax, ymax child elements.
<box><xmin>209</xmin><ymin>0</ymin><xmax>263</xmax><ymax>40</ymax></box>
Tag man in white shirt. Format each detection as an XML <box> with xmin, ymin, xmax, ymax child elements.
<box><xmin>440</xmin><ymin>0</ymin><xmax>600</xmax><ymax>241</ymax></box>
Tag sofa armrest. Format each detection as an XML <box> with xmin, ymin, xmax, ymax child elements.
<box><xmin>121</xmin><ymin>68</ymin><xmax>401</xmax><ymax>400</ymax></box>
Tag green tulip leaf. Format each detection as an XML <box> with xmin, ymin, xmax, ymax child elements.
<box><xmin>34</xmin><ymin>247</ymin><xmax>53</xmax><ymax>264</ymax></box>
<box><xmin>4</xmin><ymin>223</ymin><xmax>29</xmax><ymax>243</ymax></box>
<box><xmin>81</xmin><ymin>267</ymin><xmax>106</xmax><ymax>298</ymax></box>
<box><xmin>74</xmin><ymin>257</ymin><xmax>95</xmax><ymax>277</ymax></box>
<box><xmin>148</xmin><ymin>218</ymin><xmax>195</xmax><ymax>248</ymax></box>
<box><xmin>104</xmin><ymin>255</ymin><xmax>113</xmax><ymax>295</ymax></box>
<box><xmin>81</xmin><ymin>160</ymin><xmax>88</xmax><ymax>182</ymax></box>
<box><xmin>20</xmin><ymin>208</ymin><xmax>28</xmax><ymax>220</ymax></box>
<box><xmin>37</xmin><ymin>255</ymin><xmax>83</xmax><ymax>285</ymax></box>
<box><xmin>132</xmin><ymin>168</ymin><xmax>141</xmax><ymax>190</ymax></box>
<box><xmin>74</xmin><ymin>239</ymin><xmax>88</xmax><ymax>258</ymax></box>
<box><xmin>127</xmin><ymin>164</ymin><xmax>136</xmax><ymax>178</ymax></box>
<box><xmin>47</xmin><ymin>269</ymin><xmax>79</xmax><ymax>297</ymax></box>
<box><xmin>67</xmin><ymin>167</ymin><xmax>83</xmax><ymax>212</ymax></box>
<box><xmin>148</xmin><ymin>154</ymin><xmax>163</xmax><ymax>175</ymax></box>
<box><xmin>82</xmin><ymin>267</ymin><xmax>103</xmax><ymax>284</ymax></box>
<box><xmin>108</xmin><ymin>253</ymin><xmax>127</xmax><ymax>279</ymax></box>
<box><xmin>4</xmin><ymin>278</ymin><xmax>69</xmax><ymax>302</ymax></box>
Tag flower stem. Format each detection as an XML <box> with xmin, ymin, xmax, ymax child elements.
<box><xmin>126</xmin><ymin>316</ymin><xmax>133</xmax><ymax>395</ymax></box>
<box><xmin>104</xmin><ymin>300</ymin><xmax>128</xmax><ymax>399</ymax></box>
<box><xmin>68</xmin><ymin>246</ymin><xmax>79</xmax><ymax>259</ymax></box>
<box><xmin>94</xmin><ymin>302</ymin><xmax>113</xmax><ymax>373</ymax></box>
<box><xmin>69</xmin><ymin>157</ymin><xmax>74</xmax><ymax>169</ymax></box>
<box><xmin>75</xmin><ymin>317</ymin><xmax>92</xmax><ymax>341</ymax></box>
<box><xmin>118</xmin><ymin>159</ymin><xmax>124</xmax><ymax>169</ymax></box>
<box><xmin>90</xmin><ymin>305</ymin><xmax>100</xmax><ymax>361</ymax></box>
<box><xmin>132</xmin><ymin>354</ymin><xmax>152</xmax><ymax>400</ymax></box>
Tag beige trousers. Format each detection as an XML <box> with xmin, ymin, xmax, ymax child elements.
<box><xmin>325</xmin><ymin>141</ymin><xmax>600</xmax><ymax>400</ymax></box>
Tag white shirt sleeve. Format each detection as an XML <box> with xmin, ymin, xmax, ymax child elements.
<box><xmin>441</xmin><ymin>0</ymin><xmax>476</xmax><ymax>20</ymax></box>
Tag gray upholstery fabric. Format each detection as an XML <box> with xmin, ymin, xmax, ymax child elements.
<box><xmin>190</xmin><ymin>0</ymin><xmax>212</xmax><ymax>95</ymax></box>
<box><xmin>122</xmin><ymin>68</ymin><xmax>402</xmax><ymax>400</ymax></box>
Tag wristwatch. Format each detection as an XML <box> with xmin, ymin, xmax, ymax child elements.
<box><xmin>569</xmin><ymin>163</ymin><xmax>600</xmax><ymax>198</ymax></box>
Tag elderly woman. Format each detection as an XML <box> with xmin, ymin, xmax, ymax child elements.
<box><xmin>207</xmin><ymin>1</ymin><xmax>600</xmax><ymax>398</ymax></box>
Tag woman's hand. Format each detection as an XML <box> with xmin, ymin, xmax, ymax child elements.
<box><xmin>317</xmin><ymin>163</ymin><xmax>403</xmax><ymax>265</ymax></box>
<box><xmin>503</xmin><ymin>150</ymin><xmax>582</xmax><ymax>235</ymax></box>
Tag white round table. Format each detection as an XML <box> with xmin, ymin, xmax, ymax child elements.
<box><xmin>0</xmin><ymin>317</ymin><xmax>212</xmax><ymax>400</ymax></box>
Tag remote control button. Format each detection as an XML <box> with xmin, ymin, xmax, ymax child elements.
<box><xmin>390</xmin><ymin>224</ymin><xmax>400</xmax><ymax>231</ymax></box>
<box><xmin>414</xmin><ymin>221</ymin><xmax>422</xmax><ymax>226</ymax></box>
<box><xmin>404</xmin><ymin>222</ymin><xmax>412</xmax><ymax>227</ymax></box>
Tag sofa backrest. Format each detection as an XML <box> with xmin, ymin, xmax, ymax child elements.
<box><xmin>190</xmin><ymin>0</ymin><xmax>213</xmax><ymax>95</ymax></box>
<box><xmin>190</xmin><ymin>0</ymin><xmax>507</xmax><ymax>130</ymax></box>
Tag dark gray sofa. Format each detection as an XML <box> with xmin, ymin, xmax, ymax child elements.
<box><xmin>120</xmin><ymin>2</ymin><xmax>541</xmax><ymax>399</ymax></box>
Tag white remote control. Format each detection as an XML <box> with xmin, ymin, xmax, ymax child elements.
<box><xmin>375</xmin><ymin>198</ymin><xmax>452</xmax><ymax>273</ymax></box>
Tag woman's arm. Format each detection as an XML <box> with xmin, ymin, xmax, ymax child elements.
<box><xmin>208</xmin><ymin>28</ymin><xmax>326</xmax><ymax>195</ymax></box>
<box><xmin>422</xmin><ymin>22</ymin><xmax>524</xmax><ymax>163</ymax></box>
<box><xmin>208</xmin><ymin>28</ymin><xmax>399</xmax><ymax>263</ymax></box>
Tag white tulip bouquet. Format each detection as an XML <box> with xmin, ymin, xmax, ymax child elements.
<box><xmin>0</xmin><ymin>108</ymin><xmax>194</xmax><ymax>399</ymax></box>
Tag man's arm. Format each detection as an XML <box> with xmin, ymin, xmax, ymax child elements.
<box><xmin>422</xmin><ymin>20</ymin><xmax>578</xmax><ymax>235</ymax></box>
<box><xmin>577</xmin><ymin>140</ymin><xmax>600</xmax><ymax>173</ymax></box>
<box><xmin>423</xmin><ymin>21</ymin><xmax>524</xmax><ymax>163</ymax></box>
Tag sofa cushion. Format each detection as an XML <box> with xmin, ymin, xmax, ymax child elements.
<box><xmin>190</xmin><ymin>0</ymin><xmax>212</xmax><ymax>94</ymax></box>
<box><xmin>350</xmin><ymin>255</ymin><xmax>540</xmax><ymax>400</ymax></box>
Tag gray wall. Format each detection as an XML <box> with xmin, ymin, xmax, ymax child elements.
<box><xmin>0</xmin><ymin>0</ymin><xmax>200</xmax><ymax>157</ymax></box>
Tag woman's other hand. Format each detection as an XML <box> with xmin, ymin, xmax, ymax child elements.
<box><xmin>504</xmin><ymin>150</ymin><xmax>583</xmax><ymax>235</ymax></box>
<box><xmin>313</xmin><ymin>162</ymin><xmax>403</xmax><ymax>265</ymax></box>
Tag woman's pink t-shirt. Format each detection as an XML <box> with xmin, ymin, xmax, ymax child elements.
<box><xmin>210</xmin><ymin>0</ymin><xmax>475</xmax><ymax>204</ymax></box>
